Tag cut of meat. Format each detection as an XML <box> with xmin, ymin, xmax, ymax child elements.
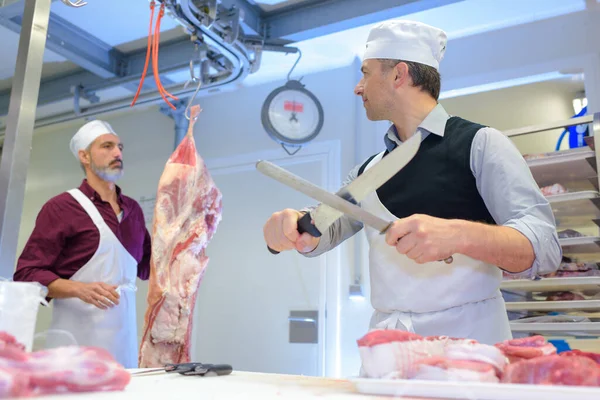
<box><xmin>558</xmin><ymin>262</ymin><xmax>598</xmax><ymax>272</ymax></box>
<box><xmin>356</xmin><ymin>330</ymin><xmax>423</xmax><ymax>347</ymax></box>
<box><xmin>501</xmin><ymin>355</ymin><xmax>600</xmax><ymax>386</ymax></box>
<box><xmin>0</xmin><ymin>367</ymin><xmax>30</xmax><ymax>398</ymax></box>
<box><xmin>443</xmin><ymin>343</ymin><xmax>507</xmax><ymax>374</ymax></box>
<box><xmin>410</xmin><ymin>343</ymin><xmax>508</xmax><ymax>383</ymax></box>
<box><xmin>139</xmin><ymin>105</ymin><xmax>223</xmax><ymax>368</ymax></box>
<box><xmin>545</xmin><ymin>291</ymin><xmax>585</xmax><ymax>301</ymax></box>
<box><xmin>559</xmin><ymin>350</ymin><xmax>600</xmax><ymax>365</ymax></box>
<box><xmin>540</xmin><ymin>183</ymin><xmax>567</xmax><ymax>196</ymax></box>
<box><xmin>0</xmin><ymin>331</ymin><xmax>130</xmax><ymax>397</ymax></box>
<box><xmin>0</xmin><ymin>332</ymin><xmax>27</xmax><ymax>362</ymax></box>
<box><xmin>542</xmin><ymin>270</ymin><xmax>600</xmax><ymax>278</ymax></box>
<box><xmin>24</xmin><ymin>347</ymin><xmax>131</xmax><ymax>395</ymax></box>
<box><xmin>494</xmin><ymin>335</ymin><xmax>556</xmax><ymax>363</ymax></box>
<box><xmin>357</xmin><ymin>329</ymin><xmax>479</xmax><ymax>379</ymax></box>
<box><xmin>411</xmin><ymin>357</ymin><xmax>499</xmax><ymax>383</ymax></box>
<box><xmin>558</xmin><ymin>229</ymin><xmax>584</xmax><ymax>239</ymax></box>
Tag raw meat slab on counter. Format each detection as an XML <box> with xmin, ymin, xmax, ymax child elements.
<box><xmin>560</xmin><ymin>349</ymin><xmax>600</xmax><ymax>365</ymax></box>
<box><xmin>357</xmin><ymin>330</ymin><xmax>600</xmax><ymax>387</ymax></box>
<box><xmin>0</xmin><ymin>331</ymin><xmax>130</xmax><ymax>398</ymax></box>
<box><xmin>139</xmin><ymin>105</ymin><xmax>223</xmax><ymax>368</ymax></box>
<box><xmin>357</xmin><ymin>330</ymin><xmax>506</xmax><ymax>382</ymax></box>
<box><xmin>501</xmin><ymin>355</ymin><xmax>600</xmax><ymax>386</ymax></box>
<box><xmin>494</xmin><ymin>336</ymin><xmax>556</xmax><ymax>363</ymax></box>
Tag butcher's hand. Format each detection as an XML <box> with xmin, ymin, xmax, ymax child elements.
<box><xmin>385</xmin><ymin>214</ymin><xmax>460</xmax><ymax>264</ymax></box>
<box><xmin>74</xmin><ymin>282</ymin><xmax>120</xmax><ymax>310</ymax></box>
<box><xmin>263</xmin><ymin>209</ymin><xmax>320</xmax><ymax>254</ymax></box>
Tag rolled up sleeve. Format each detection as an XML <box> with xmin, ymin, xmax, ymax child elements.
<box><xmin>13</xmin><ymin>201</ymin><xmax>68</xmax><ymax>287</ymax></box>
<box><xmin>470</xmin><ymin>127</ymin><xmax>562</xmax><ymax>278</ymax></box>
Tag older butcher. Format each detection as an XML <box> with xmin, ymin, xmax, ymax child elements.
<box><xmin>14</xmin><ymin>120</ymin><xmax>151</xmax><ymax>368</ymax></box>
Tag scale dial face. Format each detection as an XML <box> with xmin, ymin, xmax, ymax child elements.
<box><xmin>261</xmin><ymin>81</ymin><xmax>324</xmax><ymax>146</ymax></box>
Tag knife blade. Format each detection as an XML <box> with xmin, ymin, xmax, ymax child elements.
<box><xmin>256</xmin><ymin>160</ymin><xmax>453</xmax><ymax>264</ymax></box>
<box><xmin>263</xmin><ymin>131</ymin><xmax>422</xmax><ymax>255</ymax></box>
<box><xmin>257</xmin><ymin>160</ymin><xmax>393</xmax><ymax>232</ymax></box>
<box><xmin>313</xmin><ymin>131</ymin><xmax>422</xmax><ymax>231</ymax></box>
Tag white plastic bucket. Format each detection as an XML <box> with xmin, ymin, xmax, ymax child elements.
<box><xmin>0</xmin><ymin>280</ymin><xmax>48</xmax><ymax>351</ymax></box>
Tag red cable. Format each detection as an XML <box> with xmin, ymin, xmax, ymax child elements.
<box><xmin>155</xmin><ymin>4</ymin><xmax>179</xmax><ymax>101</ymax></box>
<box><xmin>130</xmin><ymin>1</ymin><xmax>156</xmax><ymax>107</ymax></box>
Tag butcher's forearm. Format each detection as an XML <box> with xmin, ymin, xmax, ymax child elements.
<box><xmin>454</xmin><ymin>220</ymin><xmax>535</xmax><ymax>273</ymax></box>
<box><xmin>47</xmin><ymin>279</ymin><xmax>80</xmax><ymax>299</ymax></box>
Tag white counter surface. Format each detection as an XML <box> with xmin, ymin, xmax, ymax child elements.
<box><xmin>26</xmin><ymin>369</ymin><xmax>413</xmax><ymax>400</ymax></box>
<box><xmin>9</xmin><ymin>369</ymin><xmax>600</xmax><ymax>400</ymax></box>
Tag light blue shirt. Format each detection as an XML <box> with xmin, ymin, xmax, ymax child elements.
<box><xmin>302</xmin><ymin>104</ymin><xmax>562</xmax><ymax>278</ymax></box>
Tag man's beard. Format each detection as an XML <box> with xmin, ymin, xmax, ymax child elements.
<box><xmin>90</xmin><ymin>158</ymin><xmax>124</xmax><ymax>183</ymax></box>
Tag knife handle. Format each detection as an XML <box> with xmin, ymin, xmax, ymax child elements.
<box><xmin>267</xmin><ymin>213</ymin><xmax>322</xmax><ymax>255</ymax></box>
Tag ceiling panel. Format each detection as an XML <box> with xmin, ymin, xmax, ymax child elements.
<box><xmin>50</xmin><ymin>0</ymin><xmax>183</xmax><ymax>48</ymax></box>
<box><xmin>252</xmin><ymin>0</ymin><xmax>312</xmax><ymax>12</ymax></box>
<box><xmin>0</xmin><ymin>25</ymin><xmax>67</xmax><ymax>80</ymax></box>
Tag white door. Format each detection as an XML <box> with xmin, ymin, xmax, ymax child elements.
<box><xmin>191</xmin><ymin>142</ymin><xmax>341</xmax><ymax>376</ymax></box>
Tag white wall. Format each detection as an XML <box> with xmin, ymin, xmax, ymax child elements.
<box><xmin>440</xmin><ymin>79</ymin><xmax>584</xmax><ymax>155</ymax></box>
<box><xmin>438</xmin><ymin>5</ymin><xmax>600</xmax><ymax>114</ymax></box>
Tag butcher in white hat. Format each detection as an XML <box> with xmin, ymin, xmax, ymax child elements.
<box><xmin>14</xmin><ymin>119</ymin><xmax>151</xmax><ymax>368</ymax></box>
<box><xmin>263</xmin><ymin>20</ymin><xmax>561</xmax><ymax>346</ymax></box>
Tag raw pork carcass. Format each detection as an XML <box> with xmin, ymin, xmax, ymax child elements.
<box><xmin>501</xmin><ymin>355</ymin><xmax>600</xmax><ymax>386</ymax></box>
<box><xmin>357</xmin><ymin>330</ymin><xmax>478</xmax><ymax>379</ymax></box>
<box><xmin>559</xmin><ymin>350</ymin><xmax>600</xmax><ymax>365</ymax></box>
<box><xmin>494</xmin><ymin>336</ymin><xmax>556</xmax><ymax>363</ymax></box>
<box><xmin>0</xmin><ymin>331</ymin><xmax>130</xmax><ymax>398</ymax></box>
<box><xmin>139</xmin><ymin>105</ymin><xmax>223</xmax><ymax>367</ymax></box>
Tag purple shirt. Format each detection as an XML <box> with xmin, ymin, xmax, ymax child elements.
<box><xmin>14</xmin><ymin>180</ymin><xmax>151</xmax><ymax>293</ymax></box>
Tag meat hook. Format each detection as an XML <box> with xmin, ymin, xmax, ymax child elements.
<box><xmin>185</xmin><ymin>78</ymin><xmax>203</xmax><ymax>121</ymax></box>
<box><xmin>183</xmin><ymin>43</ymin><xmax>202</xmax><ymax>90</ymax></box>
<box><xmin>286</xmin><ymin>48</ymin><xmax>302</xmax><ymax>82</ymax></box>
<box><xmin>60</xmin><ymin>0</ymin><xmax>87</xmax><ymax>7</ymax></box>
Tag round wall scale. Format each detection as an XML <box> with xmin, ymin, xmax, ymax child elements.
<box><xmin>261</xmin><ymin>79</ymin><xmax>324</xmax><ymax>155</ymax></box>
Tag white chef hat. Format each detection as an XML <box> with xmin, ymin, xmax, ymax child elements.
<box><xmin>70</xmin><ymin>120</ymin><xmax>118</xmax><ymax>159</ymax></box>
<box><xmin>362</xmin><ymin>20</ymin><xmax>447</xmax><ymax>70</ymax></box>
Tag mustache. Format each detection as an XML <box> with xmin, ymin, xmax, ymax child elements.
<box><xmin>110</xmin><ymin>159</ymin><xmax>123</xmax><ymax>167</ymax></box>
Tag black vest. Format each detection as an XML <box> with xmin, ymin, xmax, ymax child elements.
<box><xmin>358</xmin><ymin>116</ymin><xmax>496</xmax><ymax>224</ymax></box>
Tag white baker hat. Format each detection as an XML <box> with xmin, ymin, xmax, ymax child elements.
<box><xmin>70</xmin><ymin>120</ymin><xmax>118</xmax><ymax>159</ymax></box>
<box><xmin>362</xmin><ymin>20</ymin><xmax>447</xmax><ymax>70</ymax></box>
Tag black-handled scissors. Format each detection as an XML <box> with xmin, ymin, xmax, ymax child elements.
<box><xmin>132</xmin><ymin>362</ymin><xmax>233</xmax><ymax>377</ymax></box>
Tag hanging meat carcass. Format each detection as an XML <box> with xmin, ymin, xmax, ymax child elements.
<box><xmin>139</xmin><ymin>105</ymin><xmax>223</xmax><ymax>367</ymax></box>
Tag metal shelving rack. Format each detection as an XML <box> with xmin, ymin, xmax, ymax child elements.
<box><xmin>501</xmin><ymin>112</ymin><xmax>600</xmax><ymax>342</ymax></box>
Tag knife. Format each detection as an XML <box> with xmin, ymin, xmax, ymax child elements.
<box><xmin>256</xmin><ymin>160</ymin><xmax>453</xmax><ymax>264</ymax></box>
<box><xmin>264</xmin><ymin>131</ymin><xmax>422</xmax><ymax>254</ymax></box>
<box><xmin>131</xmin><ymin>362</ymin><xmax>233</xmax><ymax>377</ymax></box>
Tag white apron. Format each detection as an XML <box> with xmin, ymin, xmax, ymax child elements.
<box><xmin>47</xmin><ymin>189</ymin><xmax>139</xmax><ymax>368</ymax></box>
<box><xmin>362</xmin><ymin>151</ymin><xmax>512</xmax><ymax>346</ymax></box>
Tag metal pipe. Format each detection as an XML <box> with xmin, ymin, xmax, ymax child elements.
<box><xmin>0</xmin><ymin>0</ymin><xmax>50</xmax><ymax>279</ymax></box>
<box><xmin>0</xmin><ymin>66</ymin><xmax>244</xmax><ymax>142</ymax></box>
<box><xmin>0</xmin><ymin>0</ymin><xmax>257</xmax><ymax>141</ymax></box>
<box><xmin>503</xmin><ymin>114</ymin><xmax>595</xmax><ymax>137</ymax></box>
